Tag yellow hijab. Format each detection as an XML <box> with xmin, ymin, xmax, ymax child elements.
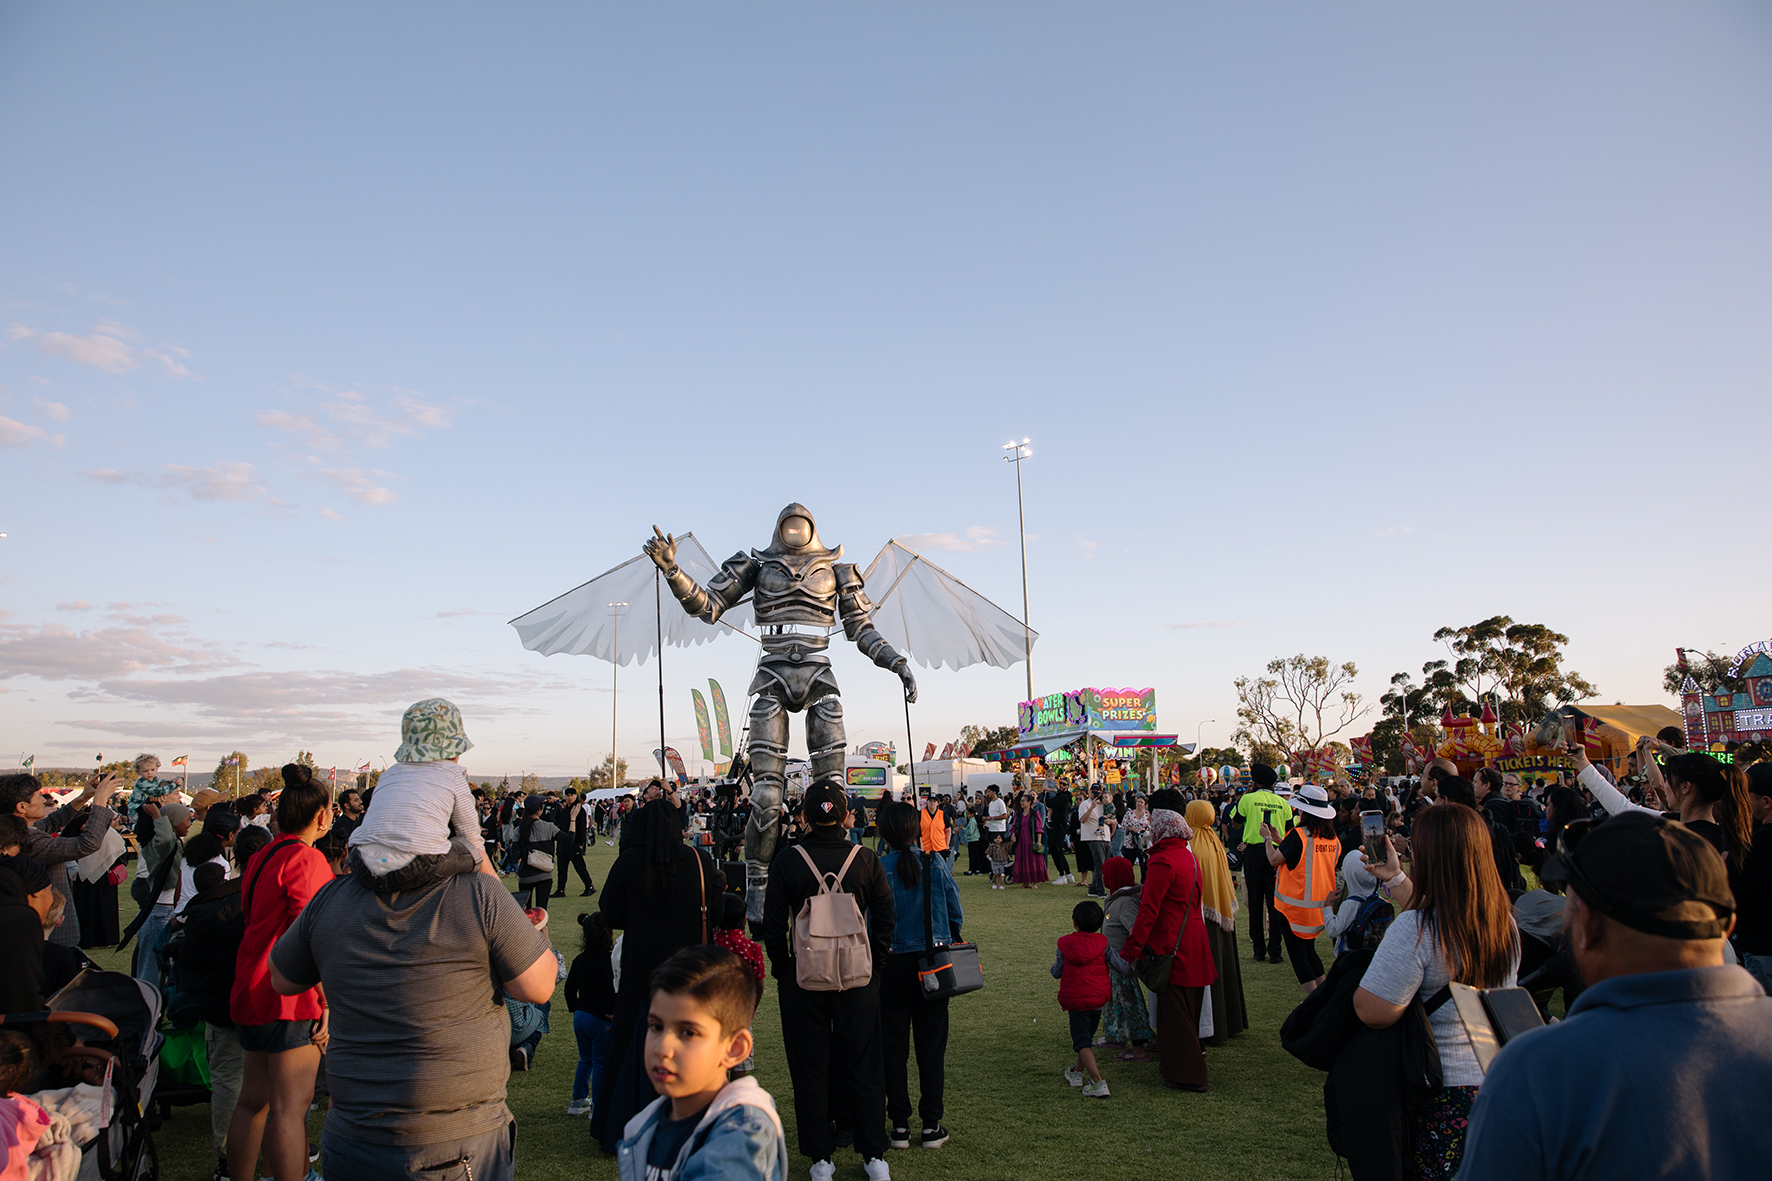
<box><xmin>1186</xmin><ymin>799</ymin><xmax>1238</xmax><ymax>931</ymax></box>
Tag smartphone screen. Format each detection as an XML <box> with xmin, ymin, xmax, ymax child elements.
<box><xmin>1360</xmin><ymin>810</ymin><xmax>1385</xmax><ymax>837</ymax></box>
<box><xmin>1262</xmin><ymin>807</ymin><xmax>1275</xmax><ymax>826</ymax></box>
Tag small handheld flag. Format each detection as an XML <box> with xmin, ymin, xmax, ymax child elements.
<box><xmin>20</xmin><ymin>754</ymin><xmax>33</xmax><ymax>769</ymax></box>
<box><xmin>170</xmin><ymin>755</ymin><xmax>188</xmax><ymax>767</ymax></box>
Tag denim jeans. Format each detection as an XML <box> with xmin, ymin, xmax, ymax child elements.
<box><xmin>320</xmin><ymin>1119</ymin><xmax>514</xmax><ymax>1181</ymax></box>
<box><xmin>132</xmin><ymin>902</ymin><xmax>174</xmax><ymax>984</ymax></box>
<box><xmin>572</xmin><ymin>1010</ymin><xmax>611</xmax><ymax>1103</ymax></box>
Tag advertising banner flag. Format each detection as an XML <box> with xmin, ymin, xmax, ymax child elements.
<box><xmin>654</xmin><ymin>747</ymin><xmax>689</xmax><ymax>784</ymax></box>
<box><xmin>691</xmin><ymin>689</ymin><xmax>715</xmax><ymax>763</ymax></box>
<box><xmin>938</xmin><ymin>742</ymin><xmax>954</xmax><ymax>759</ymax></box>
<box><xmin>709</xmin><ymin>680</ymin><xmax>733</xmax><ymax>757</ymax></box>
<box><xmin>923</xmin><ymin>743</ymin><xmax>936</xmax><ymax>761</ymax></box>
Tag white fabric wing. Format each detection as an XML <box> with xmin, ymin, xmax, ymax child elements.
<box><xmin>509</xmin><ymin>532</ymin><xmax>754</xmax><ymax>665</ymax></box>
<box><xmin>860</xmin><ymin>540</ymin><xmax>1036</xmax><ymax>671</ymax></box>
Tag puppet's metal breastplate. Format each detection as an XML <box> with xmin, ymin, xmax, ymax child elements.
<box><xmin>753</xmin><ymin>557</ymin><xmax>837</xmax><ymax>627</ymax></box>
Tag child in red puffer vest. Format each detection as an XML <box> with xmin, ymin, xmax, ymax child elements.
<box><xmin>1050</xmin><ymin>899</ymin><xmax>1111</xmax><ymax>1098</ymax></box>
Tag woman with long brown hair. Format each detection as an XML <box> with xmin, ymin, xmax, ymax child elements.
<box><xmin>1355</xmin><ymin>801</ymin><xmax>1519</xmax><ymax>1180</ymax></box>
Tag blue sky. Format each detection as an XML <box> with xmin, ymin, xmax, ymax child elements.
<box><xmin>3</xmin><ymin>2</ymin><xmax>1769</xmax><ymax>777</ymax></box>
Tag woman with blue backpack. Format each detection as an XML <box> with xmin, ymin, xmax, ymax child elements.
<box><xmin>1324</xmin><ymin>849</ymin><xmax>1394</xmax><ymax>955</ymax></box>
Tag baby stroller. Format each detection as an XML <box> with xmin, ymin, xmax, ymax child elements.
<box><xmin>2</xmin><ymin>967</ymin><xmax>164</xmax><ymax>1180</ymax></box>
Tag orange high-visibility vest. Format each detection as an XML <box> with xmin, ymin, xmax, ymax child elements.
<box><xmin>920</xmin><ymin>807</ymin><xmax>950</xmax><ymax>853</ymax></box>
<box><xmin>1275</xmin><ymin>833</ymin><xmax>1341</xmax><ymax>937</ymax></box>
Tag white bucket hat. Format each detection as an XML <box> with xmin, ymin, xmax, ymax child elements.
<box><xmin>1292</xmin><ymin>784</ymin><xmax>1335</xmax><ymax>819</ymax></box>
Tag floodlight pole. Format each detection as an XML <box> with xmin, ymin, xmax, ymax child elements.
<box><xmin>1003</xmin><ymin>439</ymin><xmax>1034</xmax><ymax>702</ymax></box>
<box><xmin>609</xmin><ymin>602</ymin><xmax>627</xmax><ymax>789</ymax></box>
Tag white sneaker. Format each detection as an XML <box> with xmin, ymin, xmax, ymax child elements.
<box><xmin>863</xmin><ymin>1159</ymin><xmax>891</xmax><ymax>1181</ymax></box>
<box><xmin>1083</xmin><ymin>1079</ymin><xmax>1111</xmax><ymax>1098</ymax></box>
<box><xmin>1064</xmin><ymin>1066</ymin><xmax>1085</xmax><ymax>1087</ymax></box>
<box><xmin>810</xmin><ymin>1161</ymin><xmax>836</xmax><ymax>1181</ymax></box>
<box><xmin>565</xmin><ymin>1098</ymin><xmax>591</xmax><ymax>1115</ymax></box>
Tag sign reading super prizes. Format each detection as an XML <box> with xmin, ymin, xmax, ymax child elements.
<box><xmin>1016</xmin><ymin>687</ymin><xmax>1158</xmax><ymax>741</ymax></box>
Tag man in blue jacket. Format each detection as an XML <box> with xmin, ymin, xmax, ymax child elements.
<box><xmin>1456</xmin><ymin>812</ymin><xmax>1772</xmax><ymax>1180</ymax></box>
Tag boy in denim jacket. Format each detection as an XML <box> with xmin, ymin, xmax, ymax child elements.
<box><xmin>617</xmin><ymin>945</ymin><xmax>787</xmax><ymax>1181</ymax></box>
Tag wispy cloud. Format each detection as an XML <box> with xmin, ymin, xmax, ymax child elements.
<box><xmin>433</xmin><ymin>608</ymin><xmax>499</xmax><ymax>618</ymax></box>
<box><xmin>314</xmin><ymin>466</ymin><xmax>396</xmax><ymax>505</ymax></box>
<box><xmin>262</xmin><ymin>378</ymin><xmax>457</xmax><ymax>453</ymax></box>
<box><xmin>31</xmin><ymin>397</ymin><xmax>71</xmax><ymax>422</ymax></box>
<box><xmin>0</xmin><ymin>618</ymin><xmax>243</xmax><ymax>681</ymax></box>
<box><xmin>8</xmin><ymin>320</ymin><xmax>193</xmax><ymax>379</ymax></box>
<box><xmin>82</xmin><ymin>462</ymin><xmax>270</xmax><ymax>503</ymax></box>
<box><xmin>1165</xmin><ymin>621</ymin><xmax>1242</xmax><ymax>630</ymax></box>
<box><xmin>0</xmin><ymin>416</ymin><xmax>64</xmax><ymax>449</ymax></box>
<box><xmin>316</xmin><ymin>506</ymin><xmax>343</xmax><ymax>521</ymax></box>
<box><xmin>897</xmin><ymin>526</ymin><xmax>1005</xmax><ymax>554</ymax></box>
<box><xmin>55</xmin><ymin>601</ymin><xmax>92</xmax><ymax>612</ymax></box>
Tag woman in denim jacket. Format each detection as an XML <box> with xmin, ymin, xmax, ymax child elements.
<box><xmin>876</xmin><ymin>801</ymin><xmax>964</xmax><ymax>1151</ymax></box>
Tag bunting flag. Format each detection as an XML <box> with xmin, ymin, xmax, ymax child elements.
<box><xmin>1349</xmin><ymin>736</ymin><xmax>1374</xmax><ymax>766</ymax></box>
<box><xmin>170</xmin><ymin>755</ymin><xmax>189</xmax><ymax>767</ymax></box>
<box><xmin>709</xmin><ymin>680</ymin><xmax>733</xmax><ymax>758</ymax></box>
<box><xmin>691</xmin><ymin>689</ymin><xmax>715</xmax><ymax>763</ymax></box>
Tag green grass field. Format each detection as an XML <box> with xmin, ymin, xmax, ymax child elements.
<box><xmin>88</xmin><ymin>840</ymin><xmax>1342</xmax><ymax>1181</ymax></box>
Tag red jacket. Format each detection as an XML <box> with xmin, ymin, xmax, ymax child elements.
<box><xmin>1056</xmin><ymin>931</ymin><xmax>1110</xmax><ymax>1011</ymax></box>
<box><xmin>1119</xmin><ymin>836</ymin><xmax>1216</xmax><ymax>989</ymax></box>
<box><xmin>230</xmin><ymin>837</ymin><xmax>332</xmax><ymax>1025</ymax></box>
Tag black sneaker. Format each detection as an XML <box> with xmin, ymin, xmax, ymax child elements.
<box><xmin>920</xmin><ymin>1125</ymin><xmax>949</xmax><ymax>1149</ymax></box>
<box><xmin>581</xmin><ymin>886</ymin><xmax>596</xmax><ymax>896</ymax></box>
<box><xmin>889</xmin><ymin>1126</ymin><xmax>912</xmax><ymax>1150</ymax></box>
<box><xmin>1269</xmin><ymin>954</ymin><xmax>1284</xmax><ymax>964</ymax></box>
<box><xmin>212</xmin><ymin>1158</ymin><xmax>230</xmax><ymax>1181</ymax></box>
<box><xmin>309</xmin><ymin>1142</ymin><xmax>320</xmax><ymax>1162</ymax></box>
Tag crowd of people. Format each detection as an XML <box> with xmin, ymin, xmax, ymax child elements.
<box><xmin>4</xmin><ymin>703</ymin><xmax>1770</xmax><ymax>1181</ymax></box>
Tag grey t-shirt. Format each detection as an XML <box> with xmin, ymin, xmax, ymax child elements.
<box><xmin>271</xmin><ymin>869</ymin><xmax>549</xmax><ymax>1145</ymax></box>
<box><xmin>1361</xmin><ymin>909</ymin><xmax>1519</xmax><ymax>1087</ymax></box>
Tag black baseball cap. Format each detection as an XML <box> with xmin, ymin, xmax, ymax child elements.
<box><xmin>1541</xmin><ymin>812</ymin><xmax>1734</xmax><ymax>940</ymax></box>
<box><xmin>803</xmin><ymin>780</ymin><xmax>848</xmax><ymax>824</ymax></box>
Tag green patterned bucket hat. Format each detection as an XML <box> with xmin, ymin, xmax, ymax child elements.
<box><xmin>395</xmin><ymin>697</ymin><xmax>474</xmax><ymax>762</ymax></box>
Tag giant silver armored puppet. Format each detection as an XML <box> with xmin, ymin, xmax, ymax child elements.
<box><xmin>508</xmin><ymin>505</ymin><xmax>1037</xmax><ymax>919</ymax></box>
<box><xmin>643</xmin><ymin>505</ymin><xmax>915</xmax><ymax>910</ymax></box>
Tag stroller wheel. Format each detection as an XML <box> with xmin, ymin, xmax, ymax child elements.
<box><xmin>134</xmin><ymin>1129</ymin><xmax>160</xmax><ymax>1180</ymax></box>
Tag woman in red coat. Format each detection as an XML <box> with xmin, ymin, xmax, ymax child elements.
<box><xmin>1113</xmin><ymin>804</ymin><xmax>1216</xmax><ymax>1091</ymax></box>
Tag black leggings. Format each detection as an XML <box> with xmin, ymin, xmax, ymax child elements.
<box><xmin>1050</xmin><ymin>841</ymin><xmax>1070</xmax><ymax>877</ymax></box>
<box><xmin>1282</xmin><ymin>926</ymin><xmax>1323</xmax><ymax>984</ymax></box>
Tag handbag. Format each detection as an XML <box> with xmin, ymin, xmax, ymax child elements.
<box><xmin>519</xmin><ymin>822</ymin><xmax>554</xmax><ymax>872</ymax></box>
<box><xmin>916</xmin><ymin>853</ymin><xmax>983</xmax><ymax>999</ymax></box>
<box><xmin>1134</xmin><ymin>876</ymin><xmax>1198</xmax><ymax>992</ymax></box>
